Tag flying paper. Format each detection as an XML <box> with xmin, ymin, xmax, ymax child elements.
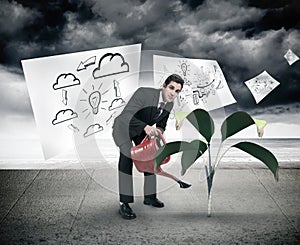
<box><xmin>284</xmin><ymin>49</ymin><xmax>299</xmax><ymax>66</ymax></box>
<box><xmin>244</xmin><ymin>70</ymin><xmax>280</xmax><ymax>104</ymax></box>
<box><xmin>153</xmin><ymin>55</ymin><xmax>236</xmax><ymax>113</ymax></box>
<box><xmin>22</xmin><ymin>44</ymin><xmax>141</xmax><ymax>159</ymax></box>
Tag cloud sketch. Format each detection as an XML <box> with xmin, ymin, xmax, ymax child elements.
<box><xmin>83</xmin><ymin>123</ymin><xmax>104</xmax><ymax>137</ymax></box>
<box><xmin>93</xmin><ymin>53</ymin><xmax>129</xmax><ymax>79</ymax></box>
<box><xmin>52</xmin><ymin>109</ymin><xmax>78</xmax><ymax>125</ymax></box>
<box><xmin>109</xmin><ymin>98</ymin><xmax>125</xmax><ymax>111</ymax></box>
<box><xmin>53</xmin><ymin>73</ymin><xmax>80</xmax><ymax>90</ymax></box>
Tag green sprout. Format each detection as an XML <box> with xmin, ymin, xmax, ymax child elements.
<box><xmin>154</xmin><ymin>109</ymin><xmax>279</xmax><ymax>216</ymax></box>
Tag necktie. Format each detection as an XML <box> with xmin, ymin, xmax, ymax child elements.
<box><xmin>154</xmin><ymin>102</ymin><xmax>164</xmax><ymax>120</ymax></box>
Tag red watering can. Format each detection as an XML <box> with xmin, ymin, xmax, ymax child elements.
<box><xmin>131</xmin><ymin>131</ymin><xmax>191</xmax><ymax>188</ymax></box>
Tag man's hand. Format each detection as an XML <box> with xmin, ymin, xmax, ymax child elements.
<box><xmin>144</xmin><ymin>125</ymin><xmax>161</xmax><ymax>136</ymax></box>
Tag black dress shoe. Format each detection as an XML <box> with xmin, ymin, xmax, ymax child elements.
<box><xmin>143</xmin><ymin>198</ymin><xmax>164</xmax><ymax>208</ymax></box>
<box><xmin>119</xmin><ymin>203</ymin><xmax>136</xmax><ymax>219</ymax></box>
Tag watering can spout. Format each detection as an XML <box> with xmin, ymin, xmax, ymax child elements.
<box><xmin>156</xmin><ymin>169</ymin><xmax>192</xmax><ymax>188</ymax></box>
<box><xmin>131</xmin><ymin>131</ymin><xmax>191</xmax><ymax>189</ymax></box>
<box><xmin>177</xmin><ymin>180</ymin><xmax>192</xmax><ymax>189</ymax></box>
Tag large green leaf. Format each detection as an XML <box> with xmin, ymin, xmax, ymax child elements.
<box><xmin>154</xmin><ymin>141</ymin><xmax>205</xmax><ymax>172</ymax></box>
<box><xmin>186</xmin><ymin>109</ymin><xmax>215</xmax><ymax>143</ymax></box>
<box><xmin>221</xmin><ymin>111</ymin><xmax>255</xmax><ymax>141</ymax></box>
<box><xmin>154</xmin><ymin>141</ymin><xmax>190</xmax><ymax>171</ymax></box>
<box><xmin>181</xmin><ymin>140</ymin><xmax>208</xmax><ymax>175</ymax></box>
<box><xmin>232</xmin><ymin>142</ymin><xmax>279</xmax><ymax>181</ymax></box>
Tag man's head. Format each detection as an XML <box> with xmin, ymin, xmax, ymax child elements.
<box><xmin>162</xmin><ymin>74</ymin><xmax>184</xmax><ymax>103</ymax></box>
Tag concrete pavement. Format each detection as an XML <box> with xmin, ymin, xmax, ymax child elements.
<box><xmin>0</xmin><ymin>168</ymin><xmax>299</xmax><ymax>244</ymax></box>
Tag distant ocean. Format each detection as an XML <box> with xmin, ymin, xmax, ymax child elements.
<box><xmin>0</xmin><ymin>138</ymin><xmax>299</xmax><ymax>169</ymax></box>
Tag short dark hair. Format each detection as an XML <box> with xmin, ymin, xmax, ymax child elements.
<box><xmin>164</xmin><ymin>74</ymin><xmax>184</xmax><ymax>89</ymax></box>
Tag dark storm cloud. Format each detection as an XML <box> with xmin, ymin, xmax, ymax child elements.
<box><xmin>0</xmin><ymin>0</ymin><xmax>97</xmax><ymax>65</ymax></box>
<box><xmin>248</xmin><ymin>0</ymin><xmax>300</xmax><ymax>30</ymax></box>
<box><xmin>0</xmin><ymin>0</ymin><xmax>299</xmax><ymax>116</ymax></box>
<box><xmin>0</xmin><ymin>0</ymin><xmax>40</xmax><ymax>64</ymax></box>
<box><xmin>87</xmin><ymin>0</ymin><xmax>187</xmax><ymax>41</ymax></box>
<box><xmin>180</xmin><ymin>0</ymin><xmax>205</xmax><ymax>9</ymax></box>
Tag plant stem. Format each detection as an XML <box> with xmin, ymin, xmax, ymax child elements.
<box><xmin>206</xmin><ymin>143</ymin><xmax>215</xmax><ymax>216</ymax></box>
<box><xmin>208</xmin><ymin>143</ymin><xmax>212</xmax><ymax>173</ymax></box>
<box><xmin>207</xmin><ymin>145</ymin><xmax>234</xmax><ymax>216</ymax></box>
<box><xmin>207</xmin><ymin>187</ymin><xmax>212</xmax><ymax>217</ymax></box>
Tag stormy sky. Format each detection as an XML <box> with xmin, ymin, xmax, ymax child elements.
<box><xmin>0</xmin><ymin>0</ymin><xmax>299</xmax><ymax>139</ymax></box>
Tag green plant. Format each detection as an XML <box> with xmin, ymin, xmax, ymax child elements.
<box><xmin>154</xmin><ymin>109</ymin><xmax>279</xmax><ymax>216</ymax></box>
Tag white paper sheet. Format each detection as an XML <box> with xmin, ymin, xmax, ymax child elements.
<box><xmin>244</xmin><ymin>70</ymin><xmax>280</xmax><ymax>104</ymax></box>
<box><xmin>153</xmin><ymin>55</ymin><xmax>236</xmax><ymax>112</ymax></box>
<box><xmin>22</xmin><ymin>44</ymin><xmax>141</xmax><ymax>159</ymax></box>
<box><xmin>284</xmin><ymin>49</ymin><xmax>299</xmax><ymax>66</ymax></box>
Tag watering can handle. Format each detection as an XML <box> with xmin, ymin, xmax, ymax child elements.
<box><xmin>140</xmin><ymin>130</ymin><xmax>166</xmax><ymax>145</ymax></box>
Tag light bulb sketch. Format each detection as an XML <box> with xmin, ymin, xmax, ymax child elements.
<box><xmin>178</xmin><ymin>60</ymin><xmax>190</xmax><ymax>77</ymax></box>
<box><xmin>181</xmin><ymin>63</ymin><xmax>187</xmax><ymax>76</ymax></box>
<box><xmin>89</xmin><ymin>91</ymin><xmax>101</xmax><ymax>114</ymax></box>
<box><xmin>80</xmin><ymin>83</ymin><xmax>108</xmax><ymax>119</ymax></box>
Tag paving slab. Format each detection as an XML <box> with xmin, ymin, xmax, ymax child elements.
<box><xmin>0</xmin><ymin>169</ymin><xmax>299</xmax><ymax>244</ymax></box>
<box><xmin>0</xmin><ymin>170</ymin><xmax>92</xmax><ymax>244</ymax></box>
<box><xmin>0</xmin><ymin>170</ymin><xmax>39</xmax><ymax>221</ymax></box>
<box><xmin>253</xmin><ymin>169</ymin><xmax>300</xmax><ymax>230</ymax></box>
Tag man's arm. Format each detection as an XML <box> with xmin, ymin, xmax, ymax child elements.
<box><xmin>118</xmin><ymin>87</ymin><xmax>148</xmax><ymax>135</ymax></box>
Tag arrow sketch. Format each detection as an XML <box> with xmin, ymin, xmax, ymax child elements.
<box><xmin>106</xmin><ymin>111</ymin><xmax>116</xmax><ymax>125</ymax></box>
<box><xmin>113</xmin><ymin>79</ymin><xmax>121</xmax><ymax>97</ymax></box>
<box><xmin>68</xmin><ymin>124</ymin><xmax>79</xmax><ymax>133</ymax></box>
<box><xmin>77</xmin><ymin>56</ymin><xmax>96</xmax><ymax>71</ymax></box>
<box><xmin>62</xmin><ymin>89</ymin><xmax>68</xmax><ymax>105</ymax></box>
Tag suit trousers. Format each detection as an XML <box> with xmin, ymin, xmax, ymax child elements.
<box><xmin>118</xmin><ymin>140</ymin><xmax>157</xmax><ymax>203</ymax></box>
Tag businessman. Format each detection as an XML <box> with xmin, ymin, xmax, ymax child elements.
<box><xmin>112</xmin><ymin>74</ymin><xmax>184</xmax><ymax>219</ymax></box>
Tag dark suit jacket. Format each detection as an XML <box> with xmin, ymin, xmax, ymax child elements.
<box><xmin>112</xmin><ymin>87</ymin><xmax>173</xmax><ymax>146</ymax></box>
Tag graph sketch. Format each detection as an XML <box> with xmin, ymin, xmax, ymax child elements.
<box><xmin>153</xmin><ymin>55</ymin><xmax>236</xmax><ymax>112</ymax></box>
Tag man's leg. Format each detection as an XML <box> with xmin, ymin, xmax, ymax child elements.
<box><xmin>118</xmin><ymin>142</ymin><xmax>137</xmax><ymax>219</ymax></box>
<box><xmin>118</xmin><ymin>143</ymin><xmax>134</xmax><ymax>203</ymax></box>
<box><xmin>143</xmin><ymin>172</ymin><xmax>164</xmax><ymax>207</ymax></box>
<box><xmin>144</xmin><ymin>172</ymin><xmax>157</xmax><ymax>199</ymax></box>
<box><xmin>131</xmin><ymin>136</ymin><xmax>157</xmax><ymax>199</ymax></box>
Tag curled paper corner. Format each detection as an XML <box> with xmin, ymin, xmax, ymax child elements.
<box><xmin>253</xmin><ymin>118</ymin><xmax>267</xmax><ymax>137</ymax></box>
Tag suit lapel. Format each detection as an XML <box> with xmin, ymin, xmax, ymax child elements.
<box><xmin>157</xmin><ymin>102</ymin><xmax>172</xmax><ymax>120</ymax></box>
